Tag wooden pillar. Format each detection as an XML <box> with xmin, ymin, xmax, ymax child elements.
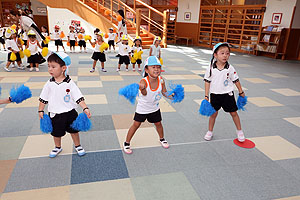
<box><xmin>0</xmin><ymin>0</ymin><xmax>4</xmax><ymax>27</ymax></box>
<box><xmin>282</xmin><ymin>6</ymin><xmax>296</xmax><ymax>60</ymax></box>
<box><xmin>148</xmin><ymin>9</ymin><xmax>151</xmax><ymax>32</ymax></box>
<box><xmin>134</xmin><ymin>0</ymin><xmax>136</xmax><ymax>10</ymax></box>
<box><xmin>97</xmin><ymin>0</ymin><xmax>99</xmax><ymax>12</ymax></box>
<box><xmin>136</xmin><ymin>9</ymin><xmax>141</xmax><ymax>36</ymax></box>
<box><xmin>110</xmin><ymin>0</ymin><xmax>113</xmax><ymax>22</ymax></box>
<box><xmin>163</xmin><ymin>10</ymin><xmax>168</xmax><ymax>48</ymax></box>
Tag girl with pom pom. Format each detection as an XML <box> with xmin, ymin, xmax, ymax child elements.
<box><xmin>131</xmin><ymin>36</ymin><xmax>143</xmax><ymax>72</ymax></box>
<box><xmin>51</xmin><ymin>25</ymin><xmax>66</xmax><ymax>52</ymax></box>
<box><xmin>123</xmin><ymin>56</ymin><xmax>173</xmax><ymax>154</ymax></box>
<box><xmin>38</xmin><ymin>52</ymin><xmax>91</xmax><ymax>158</ymax></box>
<box><xmin>149</xmin><ymin>36</ymin><xmax>164</xmax><ymax>72</ymax></box>
<box><xmin>78</xmin><ymin>27</ymin><xmax>87</xmax><ymax>53</ymax></box>
<box><xmin>41</xmin><ymin>26</ymin><xmax>49</xmax><ymax>48</ymax></box>
<box><xmin>117</xmin><ymin>10</ymin><xmax>127</xmax><ymax>39</ymax></box>
<box><xmin>89</xmin><ymin>32</ymin><xmax>108</xmax><ymax>73</ymax></box>
<box><xmin>67</xmin><ymin>25</ymin><xmax>77</xmax><ymax>53</ymax></box>
<box><xmin>203</xmin><ymin>43</ymin><xmax>246</xmax><ymax>142</ymax></box>
<box><xmin>4</xmin><ymin>28</ymin><xmax>25</xmax><ymax>72</ymax></box>
<box><xmin>116</xmin><ymin>35</ymin><xmax>131</xmax><ymax>72</ymax></box>
<box><xmin>26</xmin><ymin>30</ymin><xmax>42</xmax><ymax>72</ymax></box>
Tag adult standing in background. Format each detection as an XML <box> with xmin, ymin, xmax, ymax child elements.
<box><xmin>117</xmin><ymin>10</ymin><xmax>127</xmax><ymax>40</ymax></box>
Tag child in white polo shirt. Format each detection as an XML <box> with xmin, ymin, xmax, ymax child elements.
<box><xmin>203</xmin><ymin>43</ymin><xmax>246</xmax><ymax>142</ymax></box>
<box><xmin>107</xmin><ymin>27</ymin><xmax>117</xmax><ymax>52</ymax></box>
<box><xmin>116</xmin><ymin>35</ymin><xmax>131</xmax><ymax>72</ymax></box>
<box><xmin>68</xmin><ymin>25</ymin><xmax>77</xmax><ymax>53</ymax></box>
<box><xmin>38</xmin><ymin>52</ymin><xmax>91</xmax><ymax>158</ymax></box>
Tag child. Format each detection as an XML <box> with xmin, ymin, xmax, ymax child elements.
<box><xmin>51</xmin><ymin>25</ymin><xmax>66</xmax><ymax>52</ymax></box>
<box><xmin>4</xmin><ymin>28</ymin><xmax>25</xmax><ymax>72</ymax></box>
<box><xmin>89</xmin><ymin>33</ymin><xmax>107</xmax><ymax>72</ymax></box>
<box><xmin>0</xmin><ymin>26</ymin><xmax>6</xmax><ymax>51</ymax></box>
<box><xmin>203</xmin><ymin>42</ymin><xmax>246</xmax><ymax>142</ymax></box>
<box><xmin>107</xmin><ymin>27</ymin><xmax>117</xmax><ymax>52</ymax></box>
<box><xmin>38</xmin><ymin>52</ymin><xmax>91</xmax><ymax>158</ymax></box>
<box><xmin>131</xmin><ymin>36</ymin><xmax>143</xmax><ymax>72</ymax></box>
<box><xmin>149</xmin><ymin>36</ymin><xmax>164</xmax><ymax>72</ymax></box>
<box><xmin>116</xmin><ymin>35</ymin><xmax>130</xmax><ymax>72</ymax></box>
<box><xmin>78</xmin><ymin>27</ymin><xmax>87</xmax><ymax>53</ymax></box>
<box><xmin>93</xmin><ymin>28</ymin><xmax>100</xmax><ymax>42</ymax></box>
<box><xmin>123</xmin><ymin>56</ymin><xmax>171</xmax><ymax>154</ymax></box>
<box><xmin>117</xmin><ymin>10</ymin><xmax>127</xmax><ymax>39</ymax></box>
<box><xmin>26</xmin><ymin>30</ymin><xmax>42</xmax><ymax>72</ymax></box>
<box><xmin>68</xmin><ymin>25</ymin><xmax>77</xmax><ymax>53</ymax></box>
<box><xmin>41</xmin><ymin>26</ymin><xmax>49</xmax><ymax>48</ymax></box>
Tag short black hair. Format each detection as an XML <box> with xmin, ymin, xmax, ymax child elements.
<box><xmin>28</xmin><ymin>35</ymin><xmax>36</xmax><ymax>38</ymax></box>
<box><xmin>10</xmin><ymin>10</ymin><xmax>21</xmax><ymax>16</ymax></box>
<box><xmin>47</xmin><ymin>53</ymin><xmax>65</xmax><ymax>67</ymax></box>
<box><xmin>94</xmin><ymin>28</ymin><xmax>100</xmax><ymax>33</ymax></box>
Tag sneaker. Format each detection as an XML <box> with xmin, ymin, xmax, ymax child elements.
<box><xmin>204</xmin><ymin>131</ymin><xmax>213</xmax><ymax>141</ymax></box>
<box><xmin>4</xmin><ymin>67</ymin><xmax>11</xmax><ymax>72</ymax></box>
<box><xmin>29</xmin><ymin>68</ymin><xmax>33</xmax><ymax>72</ymax></box>
<box><xmin>75</xmin><ymin>146</ymin><xmax>86</xmax><ymax>156</ymax></box>
<box><xmin>116</xmin><ymin>68</ymin><xmax>120</xmax><ymax>72</ymax></box>
<box><xmin>237</xmin><ymin>130</ymin><xmax>245</xmax><ymax>142</ymax></box>
<box><xmin>123</xmin><ymin>142</ymin><xmax>132</xmax><ymax>154</ymax></box>
<box><xmin>17</xmin><ymin>65</ymin><xmax>25</xmax><ymax>70</ymax></box>
<box><xmin>101</xmin><ymin>68</ymin><xmax>107</xmax><ymax>72</ymax></box>
<box><xmin>11</xmin><ymin>64</ymin><xmax>16</xmax><ymax>68</ymax></box>
<box><xmin>138</xmin><ymin>68</ymin><xmax>142</xmax><ymax>71</ymax></box>
<box><xmin>49</xmin><ymin>147</ymin><xmax>62</xmax><ymax>158</ymax></box>
<box><xmin>35</xmin><ymin>68</ymin><xmax>39</xmax><ymax>72</ymax></box>
<box><xmin>132</xmin><ymin>68</ymin><xmax>136</xmax><ymax>72</ymax></box>
<box><xmin>126</xmin><ymin>69</ymin><xmax>129</xmax><ymax>72</ymax></box>
<box><xmin>90</xmin><ymin>68</ymin><xmax>95</xmax><ymax>73</ymax></box>
<box><xmin>160</xmin><ymin>139</ymin><xmax>170</xmax><ymax>149</ymax></box>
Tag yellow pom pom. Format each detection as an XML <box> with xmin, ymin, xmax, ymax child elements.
<box><xmin>131</xmin><ymin>56</ymin><xmax>136</xmax><ymax>63</ymax></box>
<box><xmin>11</xmin><ymin>24</ymin><xmax>17</xmax><ymax>30</ymax></box>
<box><xmin>99</xmin><ymin>42</ymin><xmax>109</xmax><ymax>53</ymax></box>
<box><xmin>133</xmin><ymin>52</ymin><xmax>139</xmax><ymax>60</ymax></box>
<box><xmin>10</xmin><ymin>52</ymin><xmax>17</xmax><ymax>61</ymax></box>
<box><xmin>7</xmin><ymin>29</ymin><xmax>11</xmax><ymax>34</ymax></box>
<box><xmin>84</xmin><ymin>35</ymin><xmax>92</xmax><ymax>41</ymax></box>
<box><xmin>160</xmin><ymin>57</ymin><xmax>163</xmax><ymax>65</ymax></box>
<box><xmin>24</xmin><ymin>49</ymin><xmax>31</xmax><ymax>57</ymax></box>
<box><xmin>41</xmin><ymin>47</ymin><xmax>48</xmax><ymax>57</ymax></box>
<box><xmin>19</xmin><ymin>50</ymin><xmax>24</xmax><ymax>58</ymax></box>
<box><xmin>18</xmin><ymin>38</ymin><xmax>24</xmax><ymax>45</ymax></box>
<box><xmin>44</xmin><ymin>38</ymin><xmax>50</xmax><ymax>44</ymax></box>
<box><xmin>138</xmin><ymin>51</ymin><xmax>143</xmax><ymax>60</ymax></box>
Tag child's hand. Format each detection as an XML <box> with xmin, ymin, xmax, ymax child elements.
<box><xmin>13</xmin><ymin>50</ymin><xmax>18</xmax><ymax>54</ymax></box>
<box><xmin>84</xmin><ymin>108</ymin><xmax>91</xmax><ymax>118</ymax></box>
<box><xmin>205</xmin><ymin>96</ymin><xmax>209</xmax><ymax>101</ymax></box>
<box><xmin>139</xmin><ymin>82</ymin><xmax>146</xmax><ymax>90</ymax></box>
<box><xmin>39</xmin><ymin>112</ymin><xmax>44</xmax><ymax>119</ymax></box>
<box><xmin>239</xmin><ymin>91</ymin><xmax>245</xmax><ymax>97</ymax></box>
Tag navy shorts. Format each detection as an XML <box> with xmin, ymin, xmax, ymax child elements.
<box><xmin>50</xmin><ymin>109</ymin><xmax>78</xmax><ymax>137</ymax></box>
<box><xmin>134</xmin><ymin>109</ymin><xmax>162</xmax><ymax>123</ymax></box>
<box><xmin>210</xmin><ymin>92</ymin><xmax>238</xmax><ymax>113</ymax></box>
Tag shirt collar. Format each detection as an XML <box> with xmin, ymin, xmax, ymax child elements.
<box><xmin>50</xmin><ymin>75</ymin><xmax>71</xmax><ymax>83</ymax></box>
<box><xmin>213</xmin><ymin>61</ymin><xmax>229</xmax><ymax>69</ymax></box>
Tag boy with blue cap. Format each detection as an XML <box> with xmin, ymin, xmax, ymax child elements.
<box><xmin>123</xmin><ymin>56</ymin><xmax>173</xmax><ymax>154</ymax></box>
<box><xmin>38</xmin><ymin>52</ymin><xmax>91</xmax><ymax>158</ymax></box>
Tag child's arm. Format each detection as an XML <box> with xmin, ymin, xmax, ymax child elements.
<box><xmin>161</xmin><ymin>79</ymin><xmax>173</xmax><ymax>99</ymax></box>
<box><xmin>139</xmin><ymin>79</ymin><xmax>147</xmax><ymax>96</ymax></box>
<box><xmin>38</xmin><ymin>101</ymin><xmax>46</xmax><ymax>119</ymax></box>
<box><xmin>26</xmin><ymin>40</ymin><xmax>29</xmax><ymax>49</ymax></box>
<box><xmin>78</xmin><ymin>101</ymin><xmax>91</xmax><ymax>118</ymax></box>
<box><xmin>234</xmin><ymin>81</ymin><xmax>245</xmax><ymax>97</ymax></box>
<box><xmin>204</xmin><ymin>81</ymin><xmax>210</xmax><ymax>101</ymax></box>
<box><xmin>89</xmin><ymin>40</ymin><xmax>95</xmax><ymax>45</ymax></box>
<box><xmin>0</xmin><ymin>98</ymin><xmax>11</xmax><ymax>105</ymax></box>
<box><xmin>37</xmin><ymin>41</ymin><xmax>42</xmax><ymax>49</ymax></box>
<box><xmin>149</xmin><ymin>46</ymin><xmax>152</xmax><ymax>56</ymax></box>
<box><xmin>158</xmin><ymin>48</ymin><xmax>161</xmax><ymax>59</ymax></box>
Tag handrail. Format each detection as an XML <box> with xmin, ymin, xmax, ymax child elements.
<box><xmin>135</xmin><ymin>0</ymin><xmax>164</xmax><ymax>17</ymax></box>
<box><xmin>141</xmin><ymin>14</ymin><xmax>164</xmax><ymax>31</ymax></box>
<box><xmin>113</xmin><ymin>0</ymin><xmax>136</xmax><ymax>14</ymax></box>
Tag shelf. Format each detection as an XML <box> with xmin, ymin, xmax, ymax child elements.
<box><xmin>261</xmin><ymin>31</ymin><xmax>281</xmax><ymax>34</ymax></box>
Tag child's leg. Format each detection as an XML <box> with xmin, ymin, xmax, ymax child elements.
<box><xmin>125</xmin><ymin>121</ymin><xmax>142</xmax><ymax>143</ymax></box>
<box><xmin>70</xmin><ymin>132</ymin><xmax>81</xmax><ymax>146</ymax></box>
<box><xmin>56</xmin><ymin>45</ymin><xmax>59</xmax><ymax>52</ymax></box>
<box><xmin>125</xmin><ymin>64</ymin><xmax>128</xmax><ymax>70</ymax></box>
<box><xmin>118</xmin><ymin>64</ymin><xmax>121</xmax><ymax>69</ymax></box>
<box><xmin>154</xmin><ymin>121</ymin><xmax>164</xmax><ymax>139</ymax></box>
<box><xmin>101</xmin><ymin>62</ymin><xmax>105</xmax><ymax>69</ymax></box>
<box><xmin>30</xmin><ymin>63</ymin><xmax>34</xmax><ymax>70</ymax></box>
<box><xmin>53</xmin><ymin>136</ymin><xmax>62</xmax><ymax>148</ymax></box>
<box><xmin>132</xmin><ymin>63</ymin><xmax>135</xmax><ymax>70</ymax></box>
<box><xmin>62</xmin><ymin>45</ymin><xmax>66</xmax><ymax>52</ymax></box>
<box><xmin>230</xmin><ymin>111</ymin><xmax>242</xmax><ymax>130</ymax></box>
<box><xmin>92</xmin><ymin>60</ymin><xmax>97</xmax><ymax>69</ymax></box>
<box><xmin>208</xmin><ymin>111</ymin><xmax>218</xmax><ymax>132</ymax></box>
<box><xmin>5</xmin><ymin>61</ymin><xmax>11</xmax><ymax>69</ymax></box>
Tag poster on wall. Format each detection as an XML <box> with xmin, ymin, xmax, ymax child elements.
<box><xmin>71</xmin><ymin>20</ymin><xmax>81</xmax><ymax>32</ymax></box>
<box><xmin>271</xmin><ymin>13</ymin><xmax>282</xmax><ymax>24</ymax></box>
<box><xmin>184</xmin><ymin>12</ymin><xmax>191</xmax><ymax>21</ymax></box>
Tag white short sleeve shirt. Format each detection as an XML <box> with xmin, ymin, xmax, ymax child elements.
<box><xmin>5</xmin><ymin>38</ymin><xmax>19</xmax><ymax>52</ymax></box>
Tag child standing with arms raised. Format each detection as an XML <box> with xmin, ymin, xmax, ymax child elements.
<box><xmin>89</xmin><ymin>33</ymin><xmax>107</xmax><ymax>72</ymax></box>
<box><xmin>203</xmin><ymin>43</ymin><xmax>246</xmax><ymax>142</ymax></box>
<box><xmin>123</xmin><ymin>56</ymin><xmax>172</xmax><ymax>154</ymax></box>
<box><xmin>38</xmin><ymin>52</ymin><xmax>91</xmax><ymax>158</ymax></box>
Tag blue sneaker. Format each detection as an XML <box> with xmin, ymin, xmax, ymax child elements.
<box><xmin>75</xmin><ymin>146</ymin><xmax>86</xmax><ymax>156</ymax></box>
<box><xmin>49</xmin><ymin>147</ymin><xmax>62</xmax><ymax>158</ymax></box>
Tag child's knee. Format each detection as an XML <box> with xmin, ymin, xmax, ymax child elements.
<box><xmin>210</xmin><ymin>111</ymin><xmax>218</xmax><ymax>118</ymax></box>
<box><xmin>133</xmin><ymin>121</ymin><xmax>141</xmax><ymax>128</ymax></box>
<box><xmin>154</xmin><ymin>121</ymin><xmax>162</xmax><ymax>127</ymax></box>
<box><xmin>230</xmin><ymin>111</ymin><xmax>238</xmax><ymax>117</ymax></box>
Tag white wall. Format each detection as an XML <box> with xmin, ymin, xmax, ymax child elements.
<box><xmin>30</xmin><ymin>0</ymin><xmax>47</xmax><ymax>16</ymax></box>
<box><xmin>47</xmin><ymin>7</ymin><xmax>96</xmax><ymax>38</ymax></box>
<box><xmin>262</xmin><ymin>0</ymin><xmax>297</xmax><ymax>28</ymax></box>
<box><xmin>177</xmin><ymin>0</ymin><xmax>200</xmax><ymax>23</ymax></box>
<box><xmin>292</xmin><ymin>0</ymin><xmax>300</xmax><ymax>28</ymax></box>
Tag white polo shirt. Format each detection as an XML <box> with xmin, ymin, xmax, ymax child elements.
<box><xmin>5</xmin><ymin>38</ymin><xmax>19</xmax><ymax>52</ymax></box>
<box><xmin>20</xmin><ymin>16</ymin><xmax>35</xmax><ymax>32</ymax></box>
<box><xmin>204</xmin><ymin>62</ymin><xmax>239</xmax><ymax>94</ymax></box>
<box><xmin>118</xmin><ymin>43</ymin><xmax>130</xmax><ymax>56</ymax></box>
<box><xmin>108</xmin><ymin>33</ymin><xmax>117</xmax><ymax>41</ymax></box>
<box><xmin>0</xmin><ymin>28</ymin><xmax>4</xmax><ymax>37</ymax></box>
<box><xmin>51</xmin><ymin>31</ymin><xmax>61</xmax><ymax>40</ymax></box>
<box><xmin>68</xmin><ymin>31</ymin><xmax>77</xmax><ymax>40</ymax></box>
<box><xmin>39</xmin><ymin>76</ymin><xmax>84</xmax><ymax>114</ymax></box>
<box><xmin>150</xmin><ymin>45</ymin><xmax>161</xmax><ymax>58</ymax></box>
<box><xmin>132</xmin><ymin>46</ymin><xmax>142</xmax><ymax>53</ymax></box>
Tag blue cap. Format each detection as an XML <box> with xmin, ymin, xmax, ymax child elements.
<box><xmin>55</xmin><ymin>52</ymin><xmax>71</xmax><ymax>67</ymax></box>
<box><xmin>213</xmin><ymin>42</ymin><xmax>230</xmax><ymax>53</ymax></box>
<box><xmin>144</xmin><ymin>56</ymin><xmax>161</xmax><ymax>67</ymax></box>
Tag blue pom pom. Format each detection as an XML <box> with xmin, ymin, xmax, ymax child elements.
<box><xmin>10</xmin><ymin>85</ymin><xmax>32</xmax><ymax>104</ymax></box>
<box><xmin>199</xmin><ymin>99</ymin><xmax>216</xmax><ymax>117</ymax></box>
<box><xmin>118</xmin><ymin>83</ymin><xmax>139</xmax><ymax>105</ymax></box>
<box><xmin>237</xmin><ymin>96</ymin><xmax>248</xmax><ymax>111</ymax></box>
<box><xmin>0</xmin><ymin>86</ymin><xmax>1</xmax><ymax>95</ymax></box>
<box><xmin>167</xmin><ymin>84</ymin><xmax>185</xmax><ymax>103</ymax></box>
<box><xmin>40</xmin><ymin>114</ymin><xmax>53</xmax><ymax>133</ymax></box>
<box><xmin>71</xmin><ymin>113</ymin><xmax>92</xmax><ymax>132</ymax></box>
